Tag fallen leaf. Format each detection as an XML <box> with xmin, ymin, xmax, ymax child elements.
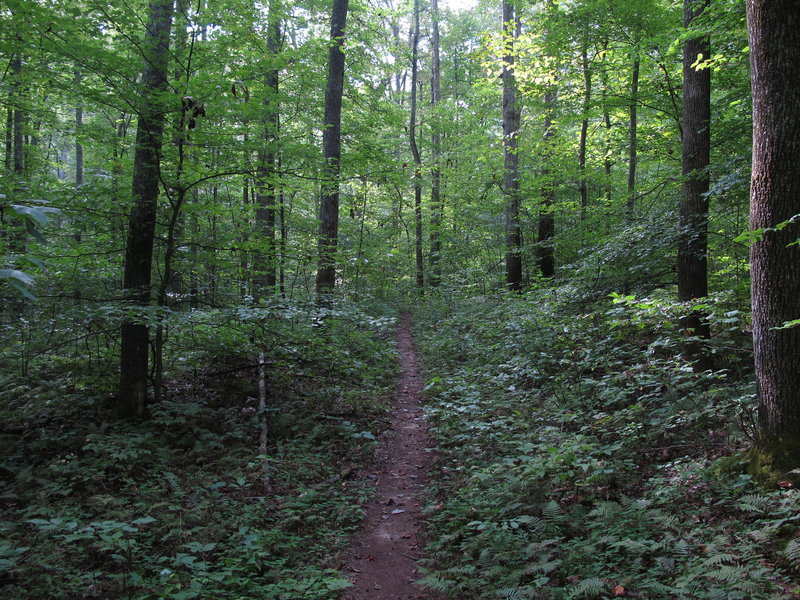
<box><xmin>612</xmin><ymin>585</ymin><xmax>625</xmax><ymax>596</ymax></box>
<box><xmin>392</xmin><ymin>509</ymin><xmax>406</xmax><ymax>514</ymax></box>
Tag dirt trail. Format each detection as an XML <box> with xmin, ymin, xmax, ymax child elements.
<box><xmin>340</xmin><ymin>313</ymin><xmax>443</xmax><ymax>600</ymax></box>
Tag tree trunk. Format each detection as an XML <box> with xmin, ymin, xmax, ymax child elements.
<box><xmin>118</xmin><ymin>0</ymin><xmax>174</xmax><ymax>419</ymax></box>
<box><xmin>601</xmin><ymin>38</ymin><xmax>613</xmax><ymax>206</ymax></box>
<box><xmin>626</xmin><ymin>55</ymin><xmax>640</xmax><ymax>221</ymax></box>
<box><xmin>578</xmin><ymin>44</ymin><xmax>591</xmax><ymax>222</ymax></box>
<box><xmin>12</xmin><ymin>55</ymin><xmax>24</xmax><ymax>176</ymax></box>
<box><xmin>254</xmin><ymin>2</ymin><xmax>281</xmax><ymax>301</ymax></box>
<box><xmin>746</xmin><ymin>0</ymin><xmax>800</xmax><ymax>475</ymax></box>
<box><xmin>4</xmin><ymin>108</ymin><xmax>11</xmax><ymax>173</ymax></box>
<box><xmin>502</xmin><ymin>0</ymin><xmax>522</xmax><ymax>290</ymax></box>
<box><xmin>315</xmin><ymin>0</ymin><xmax>349</xmax><ymax>303</ymax></box>
<box><xmin>537</xmin><ymin>86</ymin><xmax>556</xmax><ymax>280</ymax></box>
<box><xmin>75</xmin><ymin>72</ymin><xmax>84</xmax><ymax>187</ymax></box>
<box><xmin>429</xmin><ymin>0</ymin><xmax>442</xmax><ymax>287</ymax></box>
<box><xmin>409</xmin><ymin>0</ymin><xmax>424</xmax><ymax>293</ymax></box>
<box><xmin>678</xmin><ymin>0</ymin><xmax>711</xmax><ymax>351</ymax></box>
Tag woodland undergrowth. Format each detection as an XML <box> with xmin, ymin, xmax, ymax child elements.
<box><xmin>0</xmin><ymin>299</ymin><xmax>397</xmax><ymax>599</ymax></box>
<box><xmin>414</xmin><ymin>289</ymin><xmax>800</xmax><ymax>600</ymax></box>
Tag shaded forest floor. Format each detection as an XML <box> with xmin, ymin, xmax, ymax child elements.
<box><xmin>0</xmin><ymin>304</ymin><xmax>401</xmax><ymax>599</ymax></box>
<box><xmin>2</xmin><ymin>292</ymin><xmax>800</xmax><ymax>599</ymax></box>
<box><xmin>340</xmin><ymin>313</ymin><xmax>443</xmax><ymax>600</ymax></box>
<box><xmin>412</xmin><ymin>293</ymin><xmax>800</xmax><ymax>599</ymax></box>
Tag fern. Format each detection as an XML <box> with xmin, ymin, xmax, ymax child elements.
<box><xmin>588</xmin><ymin>500</ymin><xmax>619</xmax><ymax>519</ymax></box>
<box><xmin>526</xmin><ymin>555</ymin><xmax>562</xmax><ymax>574</ymax></box>
<box><xmin>567</xmin><ymin>577</ymin><xmax>606</xmax><ymax>599</ymax></box>
<box><xmin>783</xmin><ymin>538</ymin><xmax>800</xmax><ymax>561</ymax></box>
<box><xmin>706</xmin><ymin>564</ymin><xmax>747</xmax><ymax>582</ymax></box>
<box><xmin>418</xmin><ymin>574</ymin><xmax>454</xmax><ymax>594</ymax></box>
<box><xmin>737</xmin><ymin>493</ymin><xmax>771</xmax><ymax>513</ymax></box>
<box><xmin>701</xmin><ymin>552</ymin><xmax>736</xmax><ymax>567</ymax></box>
<box><xmin>542</xmin><ymin>500</ymin><xmax>564</xmax><ymax>522</ymax></box>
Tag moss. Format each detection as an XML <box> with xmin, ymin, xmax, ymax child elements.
<box><xmin>746</xmin><ymin>436</ymin><xmax>800</xmax><ymax>487</ymax></box>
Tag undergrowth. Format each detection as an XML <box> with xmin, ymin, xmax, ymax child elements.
<box><xmin>0</xmin><ymin>299</ymin><xmax>397</xmax><ymax>599</ymax></box>
<box><xmin>415</xmin><ymin>290</ymin><xmax>800</xmax><ymax>600</ymax></box>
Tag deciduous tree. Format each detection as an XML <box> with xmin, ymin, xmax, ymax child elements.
<box><xmin>746</xmin><ymin>0</ymin><xmax>800</xmax><ymax>475</ymax></box>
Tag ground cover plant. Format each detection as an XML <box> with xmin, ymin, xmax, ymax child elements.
<box><xmin>0</xmin><ymin>300</ymin><xmax>397</xmax><ymax>599</ymax></box>
<box><xmin>415</xmin><ymin>291</ymin><xmax>800</xmax><ymax>599</ymax></box>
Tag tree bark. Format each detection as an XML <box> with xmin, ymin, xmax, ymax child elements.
<box><xmin>626</xmin><ymin>55</ymin><xmax>640</xmax><ymax>221</ymax></box>
<box><xmin>502</xmin><ymin>0</ymin><xmax>522</xmax><ymax>290</ymax></box>
<box><xmin>746</xmin><ymin>0</ymin><xmax>800</xmax><ymax>474</ymax></box>
<box><xmin>118</xmin><ymin>0</ymin><xmax>174</xmax><ymax>419</ymax></box>
<box><xmin>409</xmin><ymin>0</ymin><xmax>424</xmax><ymax>293</ymax></box>
<box><xmin>578</xmin><ymin>44</ymin><xmax>591</xmax><ymax>223</ymax></box>
<box><xmin>4</xmin><ymin>108</ymin><xmax>11</xmax><ymax>173</ymax></box>
<box><xmin>254</xmin><ymin>2</ymin><xmax>281</xmax><ymax>301</ymax></box>
<box><xmin>678</xmin><ymin>0</ymin><xmax>711</xmax><ymax>346</ymax></box>
<box><xmin>601</xmin><ymin>38</ymin><xmax>613</xmax><ymax>206</ymax></box>
<box><xmin>12</xmin><ymin>55</ymin><xmax>24</xmax><ymax>176</ymax></box>
<box><xmin>315</xmin><ymin>0</ymin><xmax>349</xmax><ymax>303</ymax></box>
<box><xmin>537</xmin><ymin>86</ymin><xmax>556</xmax><ymax>280</ymax></box>
<box><xmin>429</xmin><ymin>0</ymin><xmax>442</xmax><ymax>287</ymax></box>
<box><xmin>75</xmin><ymin>71</ymin><xmax>84</xmax><ymax>187</ymax></box>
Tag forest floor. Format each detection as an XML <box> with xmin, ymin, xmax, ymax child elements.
<box><xmin>340</xmin><ymin>313</ymin><xmax>443</xmax><ymax>600</ymax></box>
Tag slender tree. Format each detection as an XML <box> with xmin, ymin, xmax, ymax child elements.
<box><xmin>409</xmin><ymin>0</ymin><xmax>424</xmax><ymax>292</ymax></box>
<box><xmin>429</xmin><ymin>0</ymin><xmax>443</xmax><ymax>286</ymax></box>
<box><xmin>254</xmin><ymin>0</ymin><xmax>282</xmax><ymax>300</ymax></box>
<box><xmin>537</xmin><ymin>84</ymin><xmax>556</xmax><ymax>279</ymax></box>
<box><xmin>315</xmin><ymin>0</ymin><xmax>349</xmax><ymax>302</ymax></box>
<box><xmin>502</xmin><ymin>0</ymin><xmax>522</xmax><ymax>290</ymax></box>
<box><xmin>578</xmin><ymin>43</ymin><xmax>591</xmax><ymax>222</ymax></box>
<box><xmin>678</xmin><ymin>0</ymin><xmax>711</xmax><ymax>347</ymax></box>
<box><xmin>118</xmin><ymin>0</ymin><xmax>174</xmax><ymax>418</ymax></box>
<box><xmin>537</xmin><ymin>0</ymin><xmax>557</xmax><ymax>280</ymax></box>
<box><xmin>75</xmin><ymin>71</ymin><xmax>84</xmax><ymax>187</ymax></box>
<box><xmin>626</xmin><ymin>53</ymin><xmax>640</xmax><ymax>220</ymax></box>
<box><xmin>746</xmin><ymin>0</ymin><xmax>800</xmax><ymax>475</ymax></box>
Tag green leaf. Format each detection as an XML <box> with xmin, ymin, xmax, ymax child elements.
<box><xmin>11</xmin><ymin>204</ymin><xmax>60</xmax><ymax>226</ymax></box>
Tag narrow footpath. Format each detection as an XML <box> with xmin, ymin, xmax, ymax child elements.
<box><xmin>340</xmin><ymin>313</ymin><xmax>443</xmax><ymax>600</ymax></box>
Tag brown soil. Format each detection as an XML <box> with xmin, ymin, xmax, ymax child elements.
<box><xmin>340</xmin><ymin>313</ymin><xmax>444</xmax><ymax>600</ymax></box>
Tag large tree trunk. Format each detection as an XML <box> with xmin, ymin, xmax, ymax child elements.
<box><xmin>678</xmin><ymin>0</ymin><xmax>711</xmax><ymax>351</ymax></box>
<box><xmin>409</xmin><ymin>0</ymin><xmax>424</xmax><ymax>293</ymax></box>
<box><xmin>429</xmin><ymin>0</ymin><xmax>442</xmax><ymax>287</ymax></box>
<box><xmin>746</xmin><ymin>0</ymin><xmax>800</xmax><ymax>475</ymax></box>
<box><xmin>315</xmin><ymin>0</ymin><xmax>349</xmax><ymax>303</ymax></box>
<box><xmin>118</xmin><ymin>0</ymin><xmax>174</xmax><ymax>419</ymax></box>
<box><xmin>502</xmin><ymin>0</ymin><xmax>522</xmax><ymax>290</ymax></box>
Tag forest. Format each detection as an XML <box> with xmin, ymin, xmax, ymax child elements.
<box><xmin>2</xmin><ymin>0</ymin><xmax>800</xmax><ymax>598</ymax></box>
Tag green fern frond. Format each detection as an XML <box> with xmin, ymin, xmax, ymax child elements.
<box><xmin>542</xmin><ymin>500</ymin><xmax>564</xmax><ymax>522</ymax></box>
<box><xmin>671</xmin><ymin>538</ymin><xmax>690</xmax><ymax>556</ymax></box>
<box><xmin>588</xmin><ymin>500</ymin><xmax>619</xmax><ymax>519</ymax></box>
<box><xmin>641</xmin><ymin>580</ymin><xmax>678</xmax><ymax>595</ymax></box>
<box><xmin>567</xmin><ymin>577</ymin><xmax>606</xmax><ymax>599</ymax></box>
<box><xmin>784</xmin><ymin>538</ymin><xmax>800</xmax><ymax>561</ymax></box>
<box><xmin>417</xmin><ymin>574</ymin><xmax>453</xmax><ymax>594</ymax></box>
<box><xmin>737</xmin><ymin>493</ymin><xmax>771</xmax><ymax>513</ymax></box>
<box><xmin>527</xmin><ymin>557</ymin><xmax>561</xmax><ymax>574</ymax></box>
<box><xmin>706</xmin><ymin>564</ymin><xmax>747</xmax><ymax>583</ymax></box>
<box><xmin>701</xmin><ymin>552</ymin><xmax>736</xmax><ymax>567</ymax></box>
